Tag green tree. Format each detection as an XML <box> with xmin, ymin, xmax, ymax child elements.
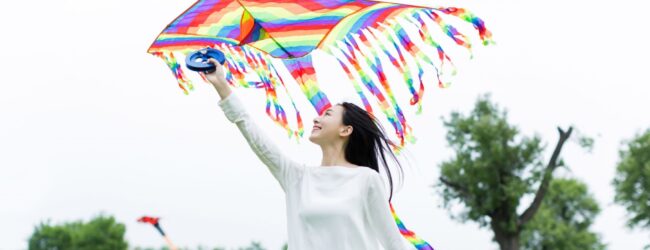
<box><xmin>520</xmin><ymin>178</ymin><xmax>605</xmax><ymax>250</ymax></box>
<box><xmin>613</xmin><ymin>129</ymin><xmax>650</xmax><ymax>249</ymax></box>
<box><xmin>237</xmin><ymin>241</ymin><xmax>266</xmax><ymax>250</ymax></box>
<box><xmin>28</xmin><ymin>214</ymin><xmax>128</xmax><ymax>250</ymax></box>
<box><xmin>613</xmin><ymin>128</ymin><xmax>650</xmax><ymax>229</ymax></box>
<box><xmin>438</xmin><ymin>95</ymin><xmax>576</xmax><ymax>250</ymax></box>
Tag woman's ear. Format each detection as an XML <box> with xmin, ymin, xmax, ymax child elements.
<box><xmin>340</xmin><ymin>125</ymin><xmax>353</xmax><ymax>137</ymax></box>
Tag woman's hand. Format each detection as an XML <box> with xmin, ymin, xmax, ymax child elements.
<box><xmin>203</xmin><ymin>58</ymin><xmax>232</xmax><ymax>100</ymax></box>
<box><xmin>203</xmin><ymin>58</ymin><xmax>227</xmax><ymax>86</ymax></box>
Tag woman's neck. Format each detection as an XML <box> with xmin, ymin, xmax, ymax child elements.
<box><xmin>320</xmin><ymin>143</ymin><xmax>354</xmax><ymax>167</ymax></box>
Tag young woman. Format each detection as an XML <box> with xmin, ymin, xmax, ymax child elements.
<box><xmin>205</xmin><ymin>58</ymin><xmax>413</xmax><ymax>250</ymax></box>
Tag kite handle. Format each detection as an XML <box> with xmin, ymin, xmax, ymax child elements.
<box><xmin>185</xmin><ymin>48</ymin><xmax>226</xmax><ymax>73</ymax></box>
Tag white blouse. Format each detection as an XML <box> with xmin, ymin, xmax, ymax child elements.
<box><xmin>218</xmin><ymin>92</ymin><xmax>413</xmax><ymax>250</ymax></box>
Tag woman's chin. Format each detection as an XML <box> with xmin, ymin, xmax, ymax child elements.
<box><xmin>308</xmin><ymin>133</ymin><xmax>320</xmax><ymax>144</ymax></box>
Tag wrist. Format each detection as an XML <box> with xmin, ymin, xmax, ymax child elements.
<box><xmin>210</xmin><ymin>78</ymin><xmax>228</xmax><ymax>88</ymax></box>
<box><xmin>211</xmin><ymin>80</ymin><xmax>231</xmax><ymax>98</ymax></box>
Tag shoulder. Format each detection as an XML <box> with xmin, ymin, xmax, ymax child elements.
<box><xmin>360</xmin><ymin>168</ymin><xmax>390</xmax><ymax>201</ymax></box>
<box><xmin>355</xmin><ymin>166</ymin><xmax>379</xmax><ymax>177</ymax></box>
<box><xmin>359</xmin><ymin>167</ymin><xmax>383</xmax><ymax>188</ymax></box>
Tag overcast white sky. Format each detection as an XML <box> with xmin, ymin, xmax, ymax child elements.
<box><xmin>1</xmin><ymin>0</ymin><xmax>649</xmax><ymax>249</ymax></box>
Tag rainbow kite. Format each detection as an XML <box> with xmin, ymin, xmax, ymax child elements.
<box><xmin>148</xmin><ymin>0</ymin><xmax>493</xmax><ymax>150</ymax></box>
<box><xmin>148</xmin><ymin>1</ymin><xmax>493</xmax><ymax>249</ymax></box>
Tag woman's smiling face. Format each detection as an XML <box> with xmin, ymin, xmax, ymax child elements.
<box><xmin>309</xmin><ymin>105</ymin><xmax>351</xmax><ymax>145</ymax></box>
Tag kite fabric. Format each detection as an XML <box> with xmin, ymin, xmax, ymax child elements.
<box><xmin>147</xmin><ymin>0</ymin><xmax>493</xmax><ymax>152</ymax></box>
<box><xmin>137</xmin><ymin>216</ymin><xmax>178</xmax><ymax>250</ymax></box>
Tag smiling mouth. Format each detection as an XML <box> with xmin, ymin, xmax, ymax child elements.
<box><xmin>312</xmin><ymin>126</ymin><xmax>321</xmax><ymax>131</ymax></box>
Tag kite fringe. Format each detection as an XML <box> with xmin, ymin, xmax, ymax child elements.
<box><xmin>154</xmin><ymin>45</ymin><xmax>304</xmax><ymax>140</ymax></box>
<box><xmin>329</xmin><ymin>37</ymin><xmax>412</xmax><ymax>151</ymax></box>
<box><xmin>153</xmin><ymin>52</ymin><xmax>193</xmax><ymax>95</ymax></box>
<box><xmin>151</xmin><ymin>6</ymin><xmax>492</xmax><ymax>151</ymax></box>
<box><xmin>323</xmin><ymin>7</ymin><xmax>493</xmax><ymax>249</ymax></box>
<box><xmin>390</xmin><ymin>202</ymin><xmax>435</xmax><ymax>250</ymax></box>
<box><xmin>220</xmin><ymin>44</ymin><xmax>305</xmax><ymax>140</ymax></box>
<box><xmin>322</xmin><ymin>7</ymin><xmax>493</xmax><ymax>152</ymax></box>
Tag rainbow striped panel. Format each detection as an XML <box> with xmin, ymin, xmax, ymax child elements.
<box><xmin>149</xmin><ymin>0</ymin><xmax>377</xmax><ymax>58</ymax></box>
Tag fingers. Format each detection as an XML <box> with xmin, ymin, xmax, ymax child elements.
<box><xmin>209</xmin><ymin>58</ymin><xmax>224</xmax><ymax>72</ymax></box>
<box><xmin>200</xmin><ymin>58</ymin><xmax>216</xmax><ymax>75</ymax></box>
<box><xmin>207</xmin><ymin>58</ymin><xmax>219</xmax><ymax>66</ymax></box>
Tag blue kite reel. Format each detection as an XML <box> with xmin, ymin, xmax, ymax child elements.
<box><xmin>185</xmin><ymin>47</ymin><xmax>226</xmax><ymax>73</ymax></box>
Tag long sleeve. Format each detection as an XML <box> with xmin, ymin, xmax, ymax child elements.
<box><xmin>217</xmin><ymin>92</ymin><xmax>305</xmax><ymax>192</ymax></box>
<box><xmin>365</xmin><ymin>171</ymin><xmax>413</xmax><ymax>250</ymax></box>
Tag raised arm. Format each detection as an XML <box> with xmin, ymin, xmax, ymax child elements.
<box><xmin>365</xmin><ymin>171</ymin><xmax>414</xmax><ymax>250</ymax></box>
<box><xmin>205</xmin><ymin>59</ymin><xmax>305</xmax><ymax>192</ymax></box>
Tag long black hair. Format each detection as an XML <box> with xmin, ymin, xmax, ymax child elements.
<box><xmin>338</xmin><ymin>102</ymin><xmax>404</xmax><ymax>201</ymax></box>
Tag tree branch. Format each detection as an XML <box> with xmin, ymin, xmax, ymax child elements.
<box><xmin>518</xmin><ymin>126</ymin><xmax>573</xmax><ymax>227</ymax></box>
<box><xmin>440</xmin><ymin>177</ymin><xmax>471</xmax><ymax>200</ymax></box>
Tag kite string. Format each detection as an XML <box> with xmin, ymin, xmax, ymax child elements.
<box><xmin>163</xmin><ymin>236</ymin><xmax>178</xmax><ymax>250</ymax></box>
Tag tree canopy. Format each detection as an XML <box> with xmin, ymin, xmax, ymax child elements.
<box><xmin>613</xmin><ymin>128</ymin><xmax>650</xmax><ymax>229</ymax></box>
<box><xmin>438</xmin><ymin>94</ymin><xmax>586</xmax><ymax>250</ymax></box>
<box><xmin>520</xmin><ymin>178</ymin><xmax>605</xmax><ymax>250</ymax></box>
<box><xmin>28</xmin><ymin>214</ymin><xmax>128</xmax><ymax>250</ymax></box>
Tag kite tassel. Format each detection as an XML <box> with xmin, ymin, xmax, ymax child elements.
<box><xmin>366</xmin><ymin>28</ymin><xmax>421</xmax><ymax>109</ymax></box>
<box><xmin>153</xmin><ymin>52</ymin><xmax>193</xmax><ymax>95</ymax></box>
<box><xmin>370</xmin><ymin>8</ymin><xmax>488</xmax><ymax>89</ymax></box>
<box><xmin>328</xmin><ymin>45</ymin><xmax>374</xmax><ymax>113</ymax></box>
<box><xmin>390</xmin><ymin>203</ymin><xmax>435</xmax><ymax>250</ymax></box>
<box><xmin>335</xmin><ymin>40</ymin><xmax>407</xmax><ymax>147</ymax></box>
<box><xmin>433</xmin><ymin>7</ymin><xmax>495</xmax><ymax>45</ymax></box>
<box><xmin>346</xmin><ymin>35</ymin><xmax>410</xmax><ymax>146</ymax></box>
<box><xmin>266</xmin><ymin>55</ymin><xmax>305</xmax><ymax>139</ymax></box>
<box><xmin>222</xmin><ymin>44</ymin><xmax>306</xmax><ymax>140</ymax></box>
